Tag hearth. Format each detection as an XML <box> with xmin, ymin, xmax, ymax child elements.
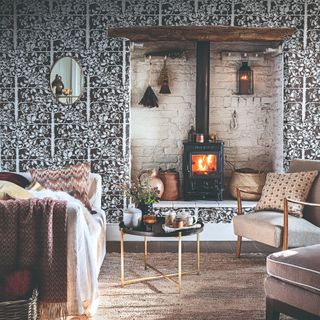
<box><xmin>183</xmin><ymin>141</ymin><xmax>224</xmax><ymax>200</ymax></box>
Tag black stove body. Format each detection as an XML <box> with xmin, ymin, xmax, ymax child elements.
<box><xmin>183</xmin><ymin>141</ymin><xmax>224</xmax><ymax>200</ymax></box>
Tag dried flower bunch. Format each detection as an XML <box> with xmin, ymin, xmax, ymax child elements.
<box><xmin>123</xmin><ymin>179</ymin><xmax>160</xmax><ymax>205</ymax></box>
<box><xmin>158</xmin><ymin>57</ymin><xmax>171</xmax><ymax>94</ymax></box>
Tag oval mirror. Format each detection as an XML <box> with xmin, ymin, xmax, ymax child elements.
<box><xmin>50</xmin><ymin>57</ymin><xmax>84</xmax><ymax>105</ymax></box>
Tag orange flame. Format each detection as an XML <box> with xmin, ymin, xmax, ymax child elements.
<box><xmin>192</xmin><ymin>154</ymin><xmax>217</xmax><ymax>175</ymax></box>
<box><xmin>240</xmin><ymin>74</ymin><xmax>249</xmax><ymax>80</ymax></box>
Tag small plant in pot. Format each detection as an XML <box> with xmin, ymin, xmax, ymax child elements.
<box><xmin>123</xmin><ymin>179</ymin><xmax>160</xmax><ymax>216</ymax></box>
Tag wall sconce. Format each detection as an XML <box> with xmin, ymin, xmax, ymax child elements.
<box><xmin>238</xmin><ymin>61</ymin><xmax>253</xmax><ymax>95</ymax></box>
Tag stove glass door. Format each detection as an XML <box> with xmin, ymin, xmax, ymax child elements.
<box><xmin>191</xmin><ymin>153</ymin><xmax>217</xmax><ymax>176</ymax></box>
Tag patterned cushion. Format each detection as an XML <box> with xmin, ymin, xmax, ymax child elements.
<box><xmin>30</xmin><ymin>163</ymin><xmax>91</xmax><ymax>210</ymax></box>
<box><xmin>255</xmin><ymin>171</ymin><xmax>318</xmax><ymax>217</ymax></box>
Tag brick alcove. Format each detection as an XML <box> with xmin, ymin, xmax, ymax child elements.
<box><xmin>130</xmin><ymin>40</ymin><xmax>284</xmax><ymax>188</ymax></box>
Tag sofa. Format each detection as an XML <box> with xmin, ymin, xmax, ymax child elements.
<box><xmin>265</xmin><ymin>244</ymin><xmax>320</xmax><ymax>319</ymax></box>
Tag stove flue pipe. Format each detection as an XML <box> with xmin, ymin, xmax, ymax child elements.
<box><xmin>195</xmin><ymin>41</ymin><xmax>210</xmax><ymax>141</ymax></box>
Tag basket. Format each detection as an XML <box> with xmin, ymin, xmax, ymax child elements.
<box><xmin>229</xmin><ymin>169</ymin><xmax>266</xmax><ymax>201</ymax></box>
<box><xmin>0</xmin><ymin>289</ymin><xmax>38</xmax><ymax>320</ymax></box>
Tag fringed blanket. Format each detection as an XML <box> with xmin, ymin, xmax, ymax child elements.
<box><xmin>0</xmin><ymin>198</ymin><xmax>68</xmax><ymax>319</ymax></box>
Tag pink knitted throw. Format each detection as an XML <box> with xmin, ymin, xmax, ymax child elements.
<box><xmin>0</xmin><ymin>199</ymin><xmax>68</xmax><ymax>319</ymax></box>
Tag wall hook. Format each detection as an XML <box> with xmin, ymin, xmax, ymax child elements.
<box><xmin>230</xmin><ymin>110</ymin><xmax>238</xmax><ymax>130</ymax></box>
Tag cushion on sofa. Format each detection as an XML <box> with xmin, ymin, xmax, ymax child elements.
<box><xmin>255</xmin><ymin>171</ymin><xmax>318</xmax><ymax>217</ymax></box>
<box><xmin>233</xmin><ymin>211</ymin><xmax>320</xmax><ymax>248</ymax></box>
<box><xmin>30</xmin><ymin>162</ymin><xmax>91</xmax><ymax>210</ymax></box>
<box><xmin>266</xmin><ymin>244</ymin><xmax>320</xmax><ymax>293</ymax></box>
<box><xmin>0</xmin><ymin>172</ymin><xmax>30</xmax><ymax>188</ymax></box>
<box><xmin>0</xmin><ymin>181</ymin><xmax>33</xmax><ymax>200</ymax></box>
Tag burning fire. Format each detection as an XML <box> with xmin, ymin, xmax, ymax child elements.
<box><xmin>192</xmin><ymin>154</ymin><xmax>217</xmax><ymax>175</ymax></box>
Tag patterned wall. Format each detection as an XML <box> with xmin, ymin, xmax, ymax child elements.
<box><xmin>0</xmin><ymin>0</ymin><xmax>319</xmax><ymax>223</ymax></box>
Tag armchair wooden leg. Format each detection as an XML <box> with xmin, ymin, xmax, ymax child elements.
<box><xmin>236</xmin><ymin>236</ymin><xmax>242</xmax><ymax>258</ymax></box>
<box><xmin>266</xmin><ymin>298</ymin><xmax>280</xmax><ymax>320</ymax></box>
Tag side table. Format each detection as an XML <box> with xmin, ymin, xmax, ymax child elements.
<box><xmin>119</xmin><ymin>219</ymin><xmax>204</xmax><ymax>293</ymax></box>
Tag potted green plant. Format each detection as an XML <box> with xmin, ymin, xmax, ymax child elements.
<box><xmin>123</xmin><ymin>179</ymin><xmax>160</xmax><ymax>216</ymax></box>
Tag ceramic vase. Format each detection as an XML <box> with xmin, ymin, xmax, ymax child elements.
<box><xmin>52</xmin><ymin>74</ymin><xmax>64</xmax><ymax>96</ymax></box>
<box><xmin>139</xmin><ymin>168</ymin><xmax>164</xmax><ymax>198</ymax></box>
<box><xmin>138</xmin><ymin>202</ymin><xmax>153</xmax><ymax>216</ymax></box>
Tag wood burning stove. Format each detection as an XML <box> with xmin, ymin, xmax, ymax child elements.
<box><xmin>183</xmin><ymin>141</ymin><xmax>224</xmax><ymax>200</ymax></box>
<box><xmin>182</xmin><ymin>41</ymin><xmax>224</xmax><ymax>200</ymax></box>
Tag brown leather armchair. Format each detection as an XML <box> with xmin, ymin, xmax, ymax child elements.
<box><xmin>233</xmin><ymin>159</ymin><xmax>320</xmax><ymax>257</ymax></box>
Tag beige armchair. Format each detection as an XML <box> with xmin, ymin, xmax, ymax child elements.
<box><xmin>233</xmin><ymin>159</ymin><xmax>320</xmax><ymax>257</ymax></box>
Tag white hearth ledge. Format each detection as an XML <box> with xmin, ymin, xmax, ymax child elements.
<box><xmin>153</xmin><ymin>200</ymin><xmax>257</xmax><ymax>209</ymax></box>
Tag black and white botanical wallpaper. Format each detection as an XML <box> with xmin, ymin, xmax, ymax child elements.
<box><xmin>0</xmin><ymin>0</ymin><xmax>319</xmax><ymax>223</ymax></box>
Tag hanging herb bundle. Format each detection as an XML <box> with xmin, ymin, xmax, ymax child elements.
<box><xmin>139</xmin><ymin>56</ymin><xmax>159</xmax><ymax>108</ymax></box>
<box><xmin>158</xmin><ymin>56</ymin><xmax>171</xmax><ymax>94</ymax></box>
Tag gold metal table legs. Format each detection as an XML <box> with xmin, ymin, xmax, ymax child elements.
<box><xmin>120</xmin><ymin>229</ymin><xmax>201</xmax><ymax>293</ymax></box>
<box><xmin>197</xmin><ymin>232</ymin><xmax>200</xmax><ymax>275</ymax></box>
<box><xmin>178</xmin><ymin>232</ymin><xmax>182</xmax><ymax>293</ymax></box>
<box><xmin>120</xmin><ymin>229</ymin><xmax>125</xmax><ymax>287</ymax></box>
<box><xmin>144</xmin><ymin>236</ymin><xmax>147</xmax><ymax>270</ymax></box>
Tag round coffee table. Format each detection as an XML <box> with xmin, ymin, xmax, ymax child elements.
<box><xmin>119</xmin><ymin>217</ymin><xmax>204</xmax><ymax>293</ymax></box>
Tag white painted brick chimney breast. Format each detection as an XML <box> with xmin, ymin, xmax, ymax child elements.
<box><xmin>131</xmin><ymin>42</ymin><xmax>283</xmax><ymax>190</ymax></box>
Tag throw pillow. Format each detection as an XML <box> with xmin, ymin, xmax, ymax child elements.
<box><xmin>0</xmin><ymin>172</ymin><xmax>30</xmax><ymax>188</ymax></box>
<box><xmin>0</xmin><ymin>181</ymin><xmax>33</xmax><ymax>200</ymax></box>
<box><xmin>255</xmin><ymin>171</ymin><xmax>318</xmax><ymax>217</ymax></box>
<box><xmin>29</xmin><ymin>162</ymin><xmax>91</xmax><ymax>210</ymax></box>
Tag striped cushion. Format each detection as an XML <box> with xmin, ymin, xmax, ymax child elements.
<box><xmin>30</xmin><ymin>162</ymin><xmax>91</xmax><ymax>210</ymax></box>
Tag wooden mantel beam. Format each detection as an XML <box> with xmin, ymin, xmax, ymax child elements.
<box><xmin>107</xmin><ymin>26</ymin><xmax>295</xmax><ymax>42</ymax></box>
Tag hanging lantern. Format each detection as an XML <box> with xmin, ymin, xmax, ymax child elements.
<box><xmin>238</xmin><ymin>61</ymin><xmax>253</xmax><ymax>95</ymax></box>
<box><xmin>158</xmin><ymin>56</ymin><xmax>171</xmax><ymax>94</ymax></box>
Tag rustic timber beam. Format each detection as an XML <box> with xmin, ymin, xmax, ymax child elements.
<box><xmin>107</xmin><ymin>26</ymin><xmax>295</xmax><ymax>42</ymax></box>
